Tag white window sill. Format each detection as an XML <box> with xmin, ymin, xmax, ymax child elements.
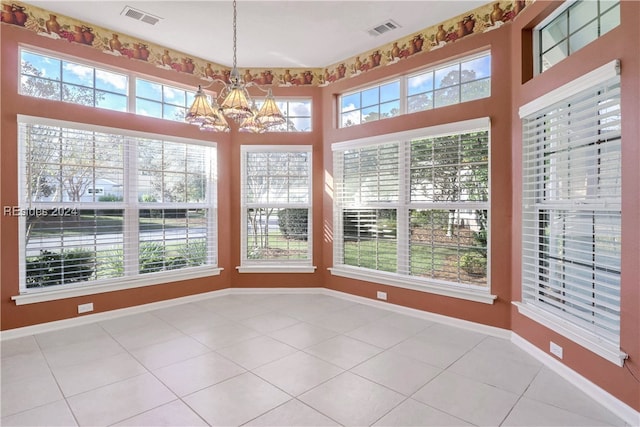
<box><xmin>12</xmin><ymin>267</ymin><xmax>223</xmax><ymax>305</ymax></box>
<box><xmin>512</xmin><ymin>301</ymin><xmax>627</xmax><ymax>367</ymax></box>
<box><xmin>329</xmin><ymin>266</ymin><xmax>496</xmax><ymax>304</ymax></box>
<box><xmin>236</xmin><ymin>265</ymin><xmax>317</xmax><ymax>274</ymax></box>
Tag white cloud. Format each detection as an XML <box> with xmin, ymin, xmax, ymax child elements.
<box><xmin>291</xmin><ymin>101</ymin><xmax>311</xmax><ymax>116</ymax></box>
<box><xmin>163</xmin><ymin>86</ymin><xmax>183</xmax><ymax>102</ymax></box>
<box><xmin>95</xmin><ymin>69</ymin><xmax>127</xmax><ymax>91</ymax></box>
<box><xmin>408</xmin><ymin>72</ymin><xmax>433</xmax><ymax>90</ymax></box>
<box><xmin>341</xmin><ymin>106</ymin><xmax>360</xmax><ymax>126</ymax></box>
<box><xmin>63</xmin><ymin>63</ymin><xmax>93</xmax><ymax>82</ymax></box>
<box><xmin>342</xmin><ymin>102</ymin><xmax>357</xmax><ymax>113</ymax></box>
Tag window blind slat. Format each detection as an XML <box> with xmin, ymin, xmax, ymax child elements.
<box><xmin>521</xmin><ymin>75</ymin><xmax>621</xmax><ymax>348</ymax></box>
<box><xmin>334</xmin><ymin>125</ymin><xmax>489</xmax><ymax>288</ymax></box>
<box><xmin>19</xmin><ymin>121</ymin><xmax>217</xmax><ymax>291</ymax></box>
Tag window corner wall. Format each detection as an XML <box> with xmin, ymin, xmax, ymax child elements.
<box><xmin>510</xmin><ymin>0</ymin><xmax>639</xmax><ymax>413</ymax></box>
<box><xmin>321</xmin><ymin>20</ymin><xmax>514</xmax><ymax>330</ymax></box>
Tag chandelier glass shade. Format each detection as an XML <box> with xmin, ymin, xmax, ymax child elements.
<box><xmin>256</xmin><ymin>89</ymin><xmax>286</xmax><ymax>128</ymax></box>
<box><xmin>239</xmin><ymin>101</ymin><xmax>266</xmax><ymax>133</ymax></box>
<box><xmin>186</xmin><ymin>86</ymin><xmax>230</xmax><ymax>132</ymax></box>
<box><xmin>185</xmin><ymin>0</ymin><xmax>285</xmax><ymax>133</ymax></box>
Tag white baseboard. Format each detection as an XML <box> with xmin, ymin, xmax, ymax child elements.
<box><xmin>230</xmin><ymin>287</ymin><xmax>325</xmax><ymax>295</ymax></box>
<box><xmin>0</xmin><ymin>288</ymin><xmax>232</xmax><ymax>341</ymax></box>
<box><xmin>0</xmin><ymin>286</ymin><xmax>509</xmax><ymax>341</ymax></box>
<box><xmin>321</xmin><ymin>288</ymin><xmax>511</xmax><ymax>339</ymax></box>
<box><xmin>511</xmin><ymin>333</ymin><xmax>640</xmax><ymax>427</ymax></box>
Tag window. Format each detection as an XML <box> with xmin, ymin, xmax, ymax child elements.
<box><xmin>537</xmin><ymin>0</ymin><xmax>620</xmax><ymax>72</ymax></box>
<box><xmin>338</xmin><ymin>52</ymin><xmax>491</xmax><ymax>128</ymax></box>
<box><xmin>135</xmin><ymin>79</ymin><xmax>197</xmax><ymax>122</ymax></box>
<box><xmin>333</xmin><ymin>118</ymin><xmax>491</xmax><ymax>301</ymax></box>
<box><xmin>408</xmin><ymin>52</ymin><xmax>491</xmax><ymax>112</ymax></box>
<box><xmin>20</xmin><ymin>50</ymin><xmax>128</xmax><ymax>111</ymax></box>
<box><xmin>240</xmin><ymin>146</ymin><xmax>313</xmax><ymax>272</ymax></box>
<box><xmin>256</xmin><ymin>99</ymin><xmax>312</xmax><ymax>132</ymax></box>
<box><xmin>340</xmin><ymin>80</ymin><xmax>400</xmax><ymax>127</ymax></box>
<box><xmin>18</xmin><ymin>116</ymin><xmax>218</xmax><ymax>294</ymax></box>
<box><xmin>519</xmin><ymin>60</ymin><xmax>622</xmax><ymax>363</ymax></box>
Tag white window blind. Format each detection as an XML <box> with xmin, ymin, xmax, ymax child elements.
<box><xmin>334</xmin><ymin>143</ymin><xmax>399</xmax><ymax>272</ymax></box>
<box><xmin>333</xmin><ymin>119</ymin><xmax>490</xmax><ymax>291</ymax></box>
<box><xmin>408</xmin><ymin>131</ymin><xmax>489</xmax><ymax>286</ymax></box>
<box><xmin>521</xmin><ymin>74</ymin><xmax>621</xmax><ymax>347</ymax></box>
<box><xmin>240</xmin><ymin>146</ymin><xmax>312</xmax><ymax>266</ymax></box>
<box><xmin>18</xmin><ymin>118</ymin><xmax>217</xmax><ymax>293</ymax></box>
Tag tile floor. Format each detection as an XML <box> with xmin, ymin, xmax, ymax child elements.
<box><xmin>0</xmin><ymin>293</ymin><xmax>628</xmax><ymax>426</ymax></box>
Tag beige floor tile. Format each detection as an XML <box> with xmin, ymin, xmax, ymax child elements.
<box><xmin>304</xmin><ymin>335</ymin><xmax>384</xmax><ymax>369</ymax></box>
<box><xmin>153</xmin><ymin>351</ymin><xmax>245</xmax><ymax>396</ymax></box>
<box><xmin>299</xmin><ymin>372</ymin><xmax>405</xmax><ymax>426</ymax></box>
<box><xmin>245</xmin><ymin>399</ymin><xmax>340</xmax><ymax>426</ymax></box>
<box><xmin>113</xmin><ymin>399</ymin><xmax>208</xmax><ymax>426</ymax></box>
<box><xmin>66</xmin><ymin>373</ymin><xmax>175</xmax><ymax>426</ymax></box>
<box><xmin>352</xmin><ymin>350</ymin><xmax>441</xmax><ymax>395</ymax></box>
<box><xmin>183</xmin><ymin>372</ymin><xmax>290</xmax><ymax>426</ymax></box>
<box><xmin>373</xmin><ymin>398</ymin><xmax>473</xmax><ymax>426</ymax></box>
<box><xmin>0</xmin><ymin>400</ymin><xmax>77</xmax><ymax>427</ymax></box>
<box><xmin>253</xmin><ymin>351</ymin><xmax>343</xmax><ymax>396</ymax></box>
<box><xmin>412</xmin><ymin>370</ymin><xmax>520</xmax><ymax>426</ymax></box>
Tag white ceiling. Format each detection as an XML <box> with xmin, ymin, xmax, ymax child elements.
<box><xmin>22</xmin><ymin>1</ymin><xmax>488</xmax><ymax>68</ymax></box>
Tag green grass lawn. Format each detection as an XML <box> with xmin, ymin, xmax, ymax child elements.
<box><xmin>343</xmin><ymin>237</ymin><xmax>486</xmax><ymax>284</ymax></box>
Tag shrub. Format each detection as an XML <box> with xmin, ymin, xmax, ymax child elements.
<box><xmin>179</xmin><ymin>240</ymin><xmax>207</xmax><ymax>266</ymax></box>
<box><xmin>139</xmin><ymin>241</ymin><xmax>165</xmax><ymax>273</ymax></box>
<box><xmin>278</xmin><ymin>209</ymin><xmax>308</xmax><ymax>240</ymax></box>
<box><xmin>98</xmin><ymin>194</ymin><xmax>123</xmax><ymax>202</ymax></box>
<box><xmin>139</xmin><ymin>194</ymin><xmax>158</xmax><ymax>203</ymax></box>
<box><xmin>460</xmin><ymin>251</ymin><xmax>486</xmax><ymax>276</ymax></box>
<box><xmin>100</xmin><ymin>248</ymin><xmax>124</xmax><ymax>278</ymax></box>
<box><xmin>166</xmin><ymin>256</ymin><xmax>188</xmax><ymax>270</ymax></box>
<box><xmin>26</xmin><ymin>249</ymin><xmax>95</xmax><ymax>288</ymax></box>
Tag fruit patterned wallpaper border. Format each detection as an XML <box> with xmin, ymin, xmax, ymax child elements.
<box><xmin>2</xmin><ymin>1</ymin><xmax>529</xmax><ymax>88</ymax></box>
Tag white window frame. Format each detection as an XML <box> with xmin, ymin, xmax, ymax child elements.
<box><xmin>338</xmin><ymin>51</ymin><xmax>491</xmax><ymax>129</ymax></box>
<box><xmin>18</xmin><ymin>46</ymin><xmax>200</xmax><ymax>125</ymax></box>
<box><xmin>255</xmin><ymin>98</ymin><xmax>313</xmax><ymax>132</ymax></box>
<box><xmin>331</xmin><ymin>118</ymin><xmax>496</xmax><ymax>304</ymax></box>
<box><xmin>516</xmin><ymin>59</ymin><xmax>626</xmax><ymax>366</ymax></box>
<box><xmin>19</xmin><ymin>47</ymin><xmax>129</xmax><ymax>111</ymax></box>
<box><xmin>534</xmin><ymin>0</ymin><xmax>620</xmax><ymax>74</ymax></box>
<box><xmin>339</xmin><ymin>79</ymin><xmax>402</xmax><ymax>128</ymax></box>
<box><xmin>238</xmin><ymin>145</ymin><xmax>315</xmax><ymax>273</ymax></box>
<box><xmin>407</xmin><ymin>50</ymin><xmax>491</xmax><ymax>113</ymax></box>
<box><xmin>135</xmin><ymin>78</ymin><xmax>198</xmax><ymax>123</ymax></box>
<box><xmin>14</xmin><ymin>115</ymin><xmax>220</xmax><ymax>305</ymax></box>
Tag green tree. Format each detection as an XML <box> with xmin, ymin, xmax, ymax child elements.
<box><xmin>411</xmin><ymin>132</ymin><xmax>488</xmax><ymax>237</ymax></box>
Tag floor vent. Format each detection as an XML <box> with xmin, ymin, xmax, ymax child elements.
<box><xmin>367</xmin><ymin>20</ymin><xmax>401</xmax><ymax>36</ymax></box>
<box><xmin>121</xmin><ymin>6</ymin><xmax>162</xmax><ymax>26</ymax></box>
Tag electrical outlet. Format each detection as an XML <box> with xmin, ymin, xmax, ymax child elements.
<box><xmin>78</xmin><ymin>302</ymin><xmax>94</xmax><ymax>314</ymax></box>
<box><xmin>376</xmin><ymin>291</ymin><xmax>387</xmax><ymax>301</ymax></box>
<box><xmin>550</xmin><ymin>341</ymin><xmax>563</xmax><ymax>359</ymax></box>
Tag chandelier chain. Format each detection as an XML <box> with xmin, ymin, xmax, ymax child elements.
<box><xmin>232</xmin><ymin>0</ymin><xmax>237</xmax><ymax>70</ymax></box>
<box><xmin>185</xmin><ymin>0</ymin><xmax>285</xmax><ymax>132</ymax></box>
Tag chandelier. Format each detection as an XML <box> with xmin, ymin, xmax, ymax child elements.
<box><xmin>186</xmin><ymin>0</ymin><xmax>285</xmax><ymax>133</ymax></box>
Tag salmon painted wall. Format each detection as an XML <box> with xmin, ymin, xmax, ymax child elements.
<box><xmin>228</xmin><ymin>86</ymin><xmax>325</xmax><ymax>289</ymax></box>
<box><xmin>509</xmin><ymin>1</ymin><xmax>640</xmax><ymax>411</ymax></box>
<box><xmin>321</xmin><ymin>26</ymin><xmax>513</xmax><ymax>329</ymax></box>
<box><xmin>0</xmin><ymin>23</ymin><xmax>323</xmax><ymax>330</ymax></box>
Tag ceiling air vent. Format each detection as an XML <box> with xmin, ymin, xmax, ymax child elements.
<box><xmin>120</xmin><ymin>6</ymin><xmax>162</xmax><ymax>26</ymax></box>
<box><xmin>367</xmin><ymin>19</ymin><xmax>401</xmax><ymax>37</ymax></box>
